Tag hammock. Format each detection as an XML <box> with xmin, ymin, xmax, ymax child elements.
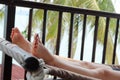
<box><xmin>0</xmin><ymin>38</ymin><xmax>100</xmax><ymax>80</ymax></box>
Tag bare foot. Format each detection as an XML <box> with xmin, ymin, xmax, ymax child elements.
<box><xmin>32</xmin><ymin>34</ymin><xmax>55</xmax><ymax>65</ymax></box>
<box><xmin>10</xmin><ymin>27</ymin><xmax>31</xmax><ymax>53</ymax></box>
<box><xmin>10</xmin><ymin>27</ymin><xmax>55</xmax><ymax>65</ymax></box>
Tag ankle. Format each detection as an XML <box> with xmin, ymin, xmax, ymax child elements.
<box><xmin>46</xmin><ymin>56</ymin><xmax>56</xmax><ymax>66</ymax></box>
<box><xmin>41</xmin><ymin>53</ymin><xmax>55</xmax><ymax>66</ymax></box>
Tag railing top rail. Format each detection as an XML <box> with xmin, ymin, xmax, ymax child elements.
<box><xmin>0</xmin><ymin>0</ymin><xmax>120</xmax><ymax>19</ymax></box>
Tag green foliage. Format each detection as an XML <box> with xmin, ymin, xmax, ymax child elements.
<box><xmin>97</xmin><ymin>0</ymin><xmax>115</xmax><ymax>12</ymax></box>
<box><xmin>0</xmin><ymin>12</ymin><xmax>4</xmax><ymax>21</ymax></box>
<box><xmin>32</xmin><ymin>9</ymin><xmax>44</xmax><ymax>28</ymax></box>
<box><xmin>0</xmin><ymin>6</ymin><xmax>4</xmax><ymax>21</ymax></box>
<box><xmin>45</xmin><ymin>11</ymin><xmax>58</xmax><ymax>40</ymax></box>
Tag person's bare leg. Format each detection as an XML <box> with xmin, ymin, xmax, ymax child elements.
<box><xmin>32</xmin><ymin>35</ymin><xmax>118</xmax><ymax>79</ymax></box>
<box><xmin>31</xmin><ymin>34</ymin><xmax>112</xmax><ymax>70</ymax></box>
<box><xmin>10</xmin><ymin>27</ymin><xmax>112</xmax><ymax>70</ymax></box>
<box><xmin>55</xmin><ymin>55</ymin><xmax>112</xmax><ymax>70</ymax></box>
<box><xmin>10</xmin><ymin>27</ymin><xmax>31</xmax><ymax>53</ymax></box>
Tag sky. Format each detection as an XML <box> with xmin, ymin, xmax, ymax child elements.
<box><xmin>112</xmin><ymin>0</ymin><xmax>120</xmax><ymax>13</ymax></box>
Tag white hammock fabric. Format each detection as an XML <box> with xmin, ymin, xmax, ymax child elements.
<box><xmin>0</xmin><ymin>38</ymin><xmax>45</xmax><ymax>80</ymax></box>
<box><xmin>0</xmin><ymin>38</ymin><xmax>100</xmax><ymax>80</ymax></box>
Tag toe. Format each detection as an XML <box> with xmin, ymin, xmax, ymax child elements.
<box><xmin>14</xmin><ymin>27</ymin><xmax>20</xmax><ymax>33</ymax></box>
<box><xmin>37</xmin><ymin>34</ymin><xmax>42</xmax><ymax>44</ymax></box>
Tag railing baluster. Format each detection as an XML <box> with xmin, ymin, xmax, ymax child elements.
<box><xmin>27</xmin><ymin>8</ymin><xmax>33</xmax><ymax>41</ymax></box>
<box><xmin>42</xmin><ymin>9</ymin><xmax>47</xmax><ymax>45</ymax></box>
<box><xmin>102</xmin><ymin>17</ymin><xmax>110</xmax><ymax>64</ymax></box>
<box><xmin>80</xmin><ymin>14</ymin><xmax>87</xmax><ymax>60</ymax></box>
<box><xmin>54</xmin><ymin>11</ymin><xmax>62</xmax><ymax>80</ymax></box>
<box><xmin>24</xmin><ymin>8</ymin><xmax>33</xmax><ymax>80</ymax></box>
<box><xmin>55</xmin><ymin>11</ymin><xmax>63</xmax><ymax>55</ymax></box>
<box><xmin>112</xmin><ymin>19</ymin><xmax>120</xmax><ymax>64</ymax></box>
<box><xmin>1</xmin><ymin>5</ymin><xmax>16</xmax><ymax>80</ymax></box>
<box><xmin>68</xmin><ymin>13</ymin><xmax>74</xmax><ymax>58</ymax></box>
<box><xmin>91</xmin><ymin>16</ymin><xmax>99</xmax><ymax>62</ymax></box>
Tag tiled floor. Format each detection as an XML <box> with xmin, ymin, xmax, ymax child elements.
<box><xmin>0</xmin><ymin>64</ymin><xmax>24</xmax><ymax>80</ymax></box>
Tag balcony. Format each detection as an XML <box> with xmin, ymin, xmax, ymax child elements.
<box><xmin>0</xmin><ymin>0</ymin><xmax>120</xmax><ymax>80</ymax></box>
